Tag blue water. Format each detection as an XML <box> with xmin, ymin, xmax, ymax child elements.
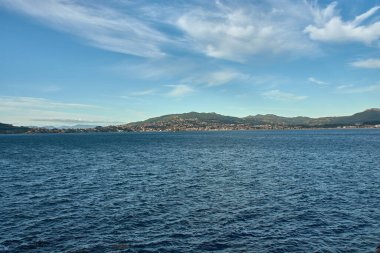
<box><xmin>1</xmin><ymin>130</ymin><xmax>380</xmax><ymax>252</ymax></box>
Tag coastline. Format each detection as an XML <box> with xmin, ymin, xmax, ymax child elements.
<box><xmin>1</xmin><ymin>126</ymin><xmax>379</xmax><ymax>135</ymax></box>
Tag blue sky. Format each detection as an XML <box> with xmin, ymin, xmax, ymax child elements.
<box><xmin>1</xmin><ymin>0</ymin><xmax>380</xmax><ymax>126</ymax></box>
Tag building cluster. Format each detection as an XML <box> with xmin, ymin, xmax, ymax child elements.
<box><xmin>23</xmin><ymin>119</ymin><xmax>380</xmax><ymax>134</ymax></box>
<box><xmin>113</xmin><ymin>120</ymin><xmax>305</xmax><ymax>132</ymax></box>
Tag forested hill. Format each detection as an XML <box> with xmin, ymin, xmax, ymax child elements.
<box><xmin>1</xmin><ymin>108</ymin><xmax>380</xmax><ymax>134</ymax></box>
<box><xmin>0</xmin><ymin>123</ymin><xmax>30</xmax><ymax>134</ymax></box>
<box><xmin>128</xmin><ymin>108</ymin><xmax>380</xmax><ymax>127</ymax></box>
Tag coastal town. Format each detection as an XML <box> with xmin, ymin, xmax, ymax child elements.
<box><xmin>24</xmin><ymin>120</ymin><xmax>380</xmax><ymax>134</ymax></box>
<box><xmin>1</xmin><ymin>109</ymin><xmax>380</xmax><ymax>134</ymax></box>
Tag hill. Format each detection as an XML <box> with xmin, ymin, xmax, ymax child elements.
<box><xmin>0</xmin><ymin>123</ymin><xmax>31</xmax><ymax>134</ymax></box>
<box><xmin>243</xmin><ymin>108</ymin><xmax>380</xmax><ymax>127</ymax></box>
<box><xmin>130</xmin><ymin>112</ymin><xmax>244</xmax><ymax>125</ymax></box>
<box><xmin>1</xmin><ymin>108</ymin><xmax>379</xmax><ymax>134</ymax></box>
<box><xmin>122</xmin><ymin>108</ymin><xmax>380</xmax><ymax>131</ymax></box>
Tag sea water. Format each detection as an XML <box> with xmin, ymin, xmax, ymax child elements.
<box><xmin>1</xmin><ymin>130</ymin><xmax>379</xmax><ymax>252</ymax></box>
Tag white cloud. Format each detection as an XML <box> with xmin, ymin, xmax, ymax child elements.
<box><xmin>175</xmin><ymin>0</ymin><xmax>317</xmax><ymax>61</ymax></box>
<box><xmin>336</xmin><ymin>84</ymin><xmax>380</xmax><ymax>94</ymax></box>
<box><xmin>111</xmin><ymin>58</ymin><xmax>199</xmax><ymax>81</ymax></box>
<box><xmin>351</xmin><ymin>59</ymin><xmax>380</xmax><ymax>69</ymax></box>
<box><xmin>0</xmin><ymin>96</ymin><xmax>111</xmax><ymax>126</ymax></box>
<box><xmin>204</xmin><ymin>70</ymin><xmax>243</xmax><ymax>87</ymax></box>
<box><xmin>0</xmin><ymin>96</ymin><xmax>99</xmax><ymax>109</ymax></box>
<box><xmin>308</xmin><ymin>77</ymin><xmax>328</xmax><ymax>86</ymax></box>
<box><xmin>166</xmin><ymin>85</ymin><xmax>194</xmax><ymax>97</ymax></box>
<box><xmin>130</xmin><ymin>89</ymin><xmax>157</xmax><ymax>96</ymax></box>
<box><xmin>3</xmin><ymin>0</ymin><xmax>379</xmax><ymax>62</ymax></box>
<box><xmin>305</xmin><ymin>3</ymin><xmax>380</xmax><ymax>45</ymax></box>
<box><xmin>0</xmin><ymin>0</ymin><xmax>169</xmax><ymax>57</ymax></box>
<box><xmin>262</xmin><ymin>90</ymin><xmax>307</xmax><ymax>101</ymax></box>
<box><xmin>180</xmin><ymin>70</ymin><xmax>246</xmax><ymax>87</ymax></box>
<box><xmin>32</xmin><ymin>118</ymin><xmax>114</xmax><ymax>124</ymax></box>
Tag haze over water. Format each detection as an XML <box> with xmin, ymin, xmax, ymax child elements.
<box><xmin>1</xmin><ymin>130</ymin><xmax>379</xmax><ymax>252</ymax></box>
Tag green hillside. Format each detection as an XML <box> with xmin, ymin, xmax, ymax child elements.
<box><xmin>0</xmin><ymin>123</ymin><xmax>31</xmax><ymax>134</ymax></box>
<box><xmin>131</xmin><ymin>112</ymin><xmax>244</xmax><ymax>125</ymax></box>
<box><xmin>127</xmin><ymin>108</ymin><xmax>380</xmax><ymax>127</ymax></box>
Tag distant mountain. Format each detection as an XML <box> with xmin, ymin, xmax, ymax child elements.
<box><xmin>130</xmin><ymin>112</ymin><xmax>244</xmax><ymax>125</ymax></box>
<box><xmin>244</xmin><ymin>114</ymin><xmax>315</xmax><ymax>126</ymax></box>
<box><xmin>0</xmin><ymin>123</ymin><xmax>31</xmax><ymax>134</ymax></box>
<box><xmin>244</xmin><ymin>108</ymin><xmax>380</xmax><ymax>126</ymax></box>
<box><xmin>327</xmin><ymin>108</ymin><xmax>380</xmax><ymax>126</ymax></box>
<box><xmin>1</xmin><ymin>109</ymin><xmax>379</xmax><ymax>134</ymax></box>
<box><xmin>41</xmin><ymin>124</ymin><xmax>98</xmax><ymax>129</ymax></box>
<box><xmin>126</xmin><ymin>108</ymin><xmax>380</xmax><ymax>128</ymax></box>
<box><xmin>69</xmin><ymin>124</ymin><xmax>98</xmax><ymax>129</ymax></box>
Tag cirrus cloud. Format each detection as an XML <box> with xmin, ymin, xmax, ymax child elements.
<box><xmin>305</xmin><ymin>2</ymin><xmax>380</xmax><ymax>45</ymax></box>
<box><xmin>176</xmin><ymin>0</ymin><xmax>318</xmax><ymax>61</ymax></box>
<box><xmin>308</xmin><ymin>77</ymin><xmax>328</xmax><ymax>86</ymax></box>
<box><xmin>336</xmin><ymin>84</ymin><xmax>380</xmax><ymax>94</ymax></box>
<box><xmin>0</xmin><ymin>0</ymin><xmax>170</xmax><ymax>57</ymax></box>
<box><xmin>166</xmin><ymin>84</ymin><xmax>194</xmax><ymax>98</ymax></box>
<box><xmin>0</xmin><ymin>96</ymin><xmax>110</xmax><ymax>126</ymax></box>
<box><xmin>351</xmin><ymin>59</ymin><xmax>380</xmax><ymax>69</ymax></box>
<box><xmin>262</xmin><ymin>90</ymin><xmax>307</xmax><ymax>101</ymax></box>
<box><xmin>0</xmin><ymin>96</ymin><xmax>99</xmax><ymax>109</ymax></box>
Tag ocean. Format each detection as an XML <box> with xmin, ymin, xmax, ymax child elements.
<box><xmin>1</xmin><ymin>130</ymin><xmax>379</xmax><ymax>252</ymax></box>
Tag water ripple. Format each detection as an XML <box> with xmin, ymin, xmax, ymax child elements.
<box><xmin>0</xmin><ymin>130</ymin><xmax>379</xmax><ymax>252</ymax></box>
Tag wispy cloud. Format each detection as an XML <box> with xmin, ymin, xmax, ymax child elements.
<box><xmin>305</xmin><ymin>3</ymin><xmax>380</xmax><ymax>45</ymax></box>
<box><xmin>262</xmin><ymin>90</ymin><xmax>307</xmax><ymax>101</ymax></box>
<box><xmin>181</xmin><ymin>70</ymin><xmax>246</xmax><ymax>87</ymax></box>
<box><xmin>203</xmin><ymin>70</ymin><xmax>244</xmax><ymax>87</ymax></box>
<box><xmin>308</xmin><ymin>77</ymin><xmax>328</xmax><ymax>86</ymax></box>
<box><xmin>0</xmin><ymin>96</ymin><xmax>99</xmax><ymax>109</ymax></box>
<box><xmin>0</xmin><ymin>96</ymin><xmax>115</xmax><ymax>126</ymax></box>
<box><xmin>351</xmin><ymin>59</ymin><xmax>380</xmax><ymax>69</ymax></box>
<box><xmin>176</xmin><ymin>0</ymin><xmax>317</xmax><ymax>61</ymax></box>
<box><xmin>130</xmin><ymin>89</ymin><xmax>157</xmax><ymax>96</ymax></box>
<box><xmin>4</xmin><ymin>0</ymin><xmax>379</xmax><ymax>62</ymax></box>
<box><xmin>1</xmin><ymin>0</ymin><xmax>352</xmax><ymax>62</ymax></box>
<box><xmin>111</xmin><ymin>58</ymin><xmax>199</xmax><ymax>81</ymax></box>
<box><xmin>0</xmin><ymin>0</ymin><xmax>169</xmax><ymax>57</ymax></box>
<box><xmin>166</xmin><ymin>85</ymin><xmax>194</xmax><ymax>97</ymax></box>
<box><xmin>117</xmin><ymin>89</ymin><xmax>157</xmax><ymax>103</ymax></box>
<box><xmin>32</xmin><ymin>118</ymin><xmax>116</xmax><ymax>124</ymax></box>
<box><xmin>41</xmin><ymin>84</ymin><xmax>62</xmax><ymax>93</ymax></box>
<box><xmin>336</xmin><ymin>84</ymin><xmax>380</xmax><ymax>94</ymax></box>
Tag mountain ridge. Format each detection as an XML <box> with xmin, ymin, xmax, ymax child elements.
<box><xmin>125</xmin><ymin>108</ymin><xmax>380</xmax><ymax>128</ymax></box>
<box><xmin>1</xmin><ymin>108</ymin><xmax>380</xmax><ymax>134</ymax></box>
<box><xmin>0</xmin><ymin>123</ymin><xmax>31</xmax><ymax>134</ymax></box>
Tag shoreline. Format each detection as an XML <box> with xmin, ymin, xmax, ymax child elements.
<box><xmin>1</xmin><ymin>126</ymin><xmax>379</xmax><ymax>135</ymax></box>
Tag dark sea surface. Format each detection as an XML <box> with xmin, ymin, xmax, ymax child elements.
<box><xmin>1</xmin><ymin>130</ymin><xmax>380</xmax><ymax>253</ymax></box>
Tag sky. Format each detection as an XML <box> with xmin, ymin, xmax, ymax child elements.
<box><xmin>1</xmin><ymin>0</ymin><xmax>380</xmax><ymax>126</ymax></box>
